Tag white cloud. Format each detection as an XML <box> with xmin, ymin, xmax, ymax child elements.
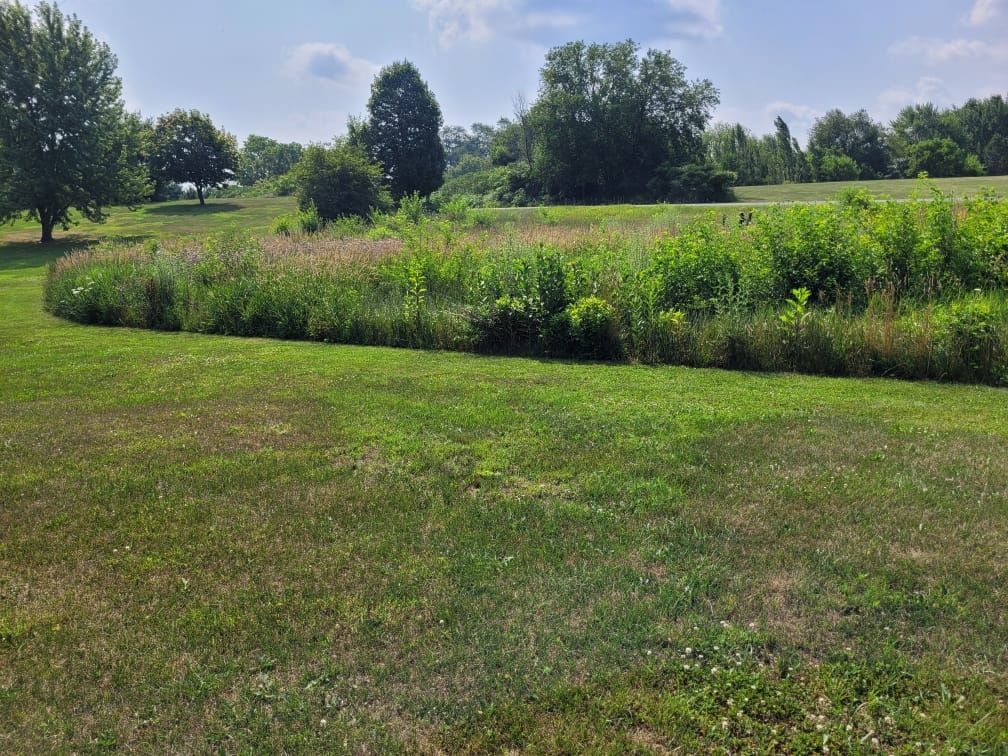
<box><xmin>876</xmin><ymin>77</ymin><xmax>952</xmax><ymax>119</ymax></box>
<box><xmin>890</xmin><ymin>36</ymin><xmax>1008</xmax><ymax>64</ymax></box>
<box><xmin>412</xmin><ymin>0</ymin><xmax>513</xmax><ymax>45</ymax></box>
<box><xmin>286</xmin><ymin>43</ymin><xmax>379</xmax><ymax>84</ymax></box>
<box><xmin>411</xmin><ymin>0</ymin><xmax>581</xmax><ymax>46</ymax></box>
<box><xmin>665</xmin><ymin>0</ymin><xmax>723</xmax><ymax>39</ymax></box>
<box><xmin>764</xmin><ymin>100</ymin><xmax>821</xmax><ymax>123</ymax></box>
<box><xmin>969</xmin><ymin>0</ymin><xmax>1003</xmax><ymax>25</ymax></box>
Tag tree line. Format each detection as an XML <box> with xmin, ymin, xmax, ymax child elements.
<box><xmin>2</xmin><ymin>1</ymin><xmax>1007</xmax><ymax>243</ymax></box>
<box><xmin>706</xmin><ymin>100</ymin><xmax>1008</xmax><ymax>186</ymax></box>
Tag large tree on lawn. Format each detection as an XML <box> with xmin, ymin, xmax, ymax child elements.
<box><xmin>151</xmin><ymin>109</ymin><xmax>237</xmax><ymax>205</ymax></box>
<box><xmin>0</xmin><ymin>2</ymin><xmax>150</xmax><ymax>243</ymax></box>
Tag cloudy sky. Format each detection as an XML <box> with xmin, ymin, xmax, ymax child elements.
<box><xmin>57</xmin><ymin>0</ymin><xmax>1008</xmax><ymax>145</ymax></box>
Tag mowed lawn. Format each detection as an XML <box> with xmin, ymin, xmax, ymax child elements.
<box><xmin>1</xmin><ymin>207</ymin><xmax>1007</xmax><ymax>752</ymax></box>
<box><xmin>733</xmin><ymin>174</ymin><xmax>1008</xmax><ymax>203</ymax></box>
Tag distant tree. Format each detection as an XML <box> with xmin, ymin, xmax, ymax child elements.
<box><xmin>441</xmin><ymin>122</ymin><xmax>495</xmax><ymax>167</ymax></box>
<box><xmin>490</xmin><ymin>118</ymin><xmax>528</xmax><ymax>166</ymax></box>
<box><xmin>815</xmin><ymin>151</ymin><xmax>860</xmax><ymax>182</ymax></box>
<box><xmin>808</xmin><ymin>109</ymin><xmax>891</xmax><ymax>179</ymax></box>
<box><xmin>0</xmin><ymin>2</ymin><xmax>150</xmax><ymax>243</ymax></box>
<box><xmin>705</xmin><ymin>123</ymin><xmax>763</xmax><ymax>185</ymax></box>
<box><xmin>983</xmin><ymin>133</ymin><xmax>1008</xmax><ymax>175</ymax></box>
<box><xmin>361</xmin><ymin>61</ymin><xmax>445</xmax><ymax>200</ymax></box>
<box><xmin>236</xmin><ymin>135</ymin><xmax>303</xmax><ymax>186</ymax></box>
<box><xmin>705</xmin><ymin>116</ymin><xmax>807</xmax><ymax>186</ymax></box>
<box><xmin>947</xmin><ymin>95</ymin><xmax>1008</xmax><ymax>160</ymax></box>
<box><xmin>905</xmin><ymin>138</ymin><xmax>983</xmax><ymax>178</ymax></box>
<box><xmin>890</xmin><ymin>103</ymin><xmax>959</xmax><ymax>147</ymax></box>
<box><xmin>151</xmin><ymin>110</ymin><xmax>237</xmax><ymax>205</ymax></box>
<box><xmin>531</xmin><ymin>40</ymin><xmax>719</xmax><ymax>202</ymax></box>
<box><xmin>290</xmin><ymin>142</ymin><xmax>390</xmax><ymax>220</ymax></box>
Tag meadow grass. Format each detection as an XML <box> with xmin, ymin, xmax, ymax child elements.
<box><xmin>45</xmin><ymin>191</ymin><xmax>1008</xmax><ymax>385</ymax></box>
<box><xmin>1</xmin><ymin>203</ymin><xmax>1007</xmax><ymax>752</ymax></box>
<box><xmin>6</xmin><ymin>173</ymin><xmax>1007</xmax><ymax>244</ymax></box>
<box><xmin>734</xmin><ymin>174</ymin><xmax>1008</xmax><ymax>203</ymax></box>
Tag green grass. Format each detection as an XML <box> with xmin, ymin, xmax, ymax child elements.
<box><xmin>6</xmin><ymin>173</ymin><xmax>1006</xmax><ymax>246</ymax></box>
<box><xmin>734</xmin><ymin>174</ymin><xmax>1008</xmax><ymax>203</ymax></box>
<box><xmin>2</xmin><ymin>204</ymin><xmax>1007</xmax><ymax>751</ymax></box>
<box><xmin>1</xmin><ymin>196</ymin><xmax>295</xmax><ymax>245</ymax></box>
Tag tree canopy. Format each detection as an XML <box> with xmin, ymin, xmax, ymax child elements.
<box><xmin>0</xmin><ymin>1</ymin><xmax>149</xmax><ymax>242</ymax></box>
<box><xmin>807</xmin><ymin>109</ymin><xmax>890</xmax><ymax>180</ymax></box>
<box><xmin>150</xmin><ymin>109</ymin><xmax>237</xmax><ymax>205</ymax></box>
<box><xmin>291</xmin><ymin>142</ymin><xmax>390</xmax><ymax>220</ymax></box>
<box><xmin>360</xmin><ymin>61</ymin><xmax>446</xmax><ymax>200</ymax></box>
<box><xmin>528</xmin><ymin>40</ymin><xmax>719</xmax><ymax>202</ymax></box>
<box><xmin>236</xmin><ymin>135</ymin><xmax>303</xmax><ymax>186</ymax></box>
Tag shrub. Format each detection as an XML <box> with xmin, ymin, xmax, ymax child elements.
<box><xmin>271</xmin><ymin>202</ymin><xmax>324</xmax><ymax>235</ymax></box>
<box><xmin>816</xmin><ymin>151</ymin><xmax>860</xmax><ymax>181</ymax></box>
<box><xmin>648</xmin><ymin>162</ymin><xmax>736</xmax><ymax>203</ymax></box>
<box><xmin>567</xmin><ymin>296</ymin><xmax>620</xmax><ymax>359</ymax></box>
<box><xmin>291</xmin><ymin>143</ymin><xmax>391</xmax><ymax>221</ymax></box>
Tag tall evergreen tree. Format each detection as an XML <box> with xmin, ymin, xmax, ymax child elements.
<box><xmin>361</xmin><ymin>61</ymin><xmax>445</xmax><ymax>200</ymax></box>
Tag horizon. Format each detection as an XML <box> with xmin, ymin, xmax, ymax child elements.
<box><xmin>51</xmin><ymin>0</ymin><xmax>1008</xmax><ymax>146</ymax></box>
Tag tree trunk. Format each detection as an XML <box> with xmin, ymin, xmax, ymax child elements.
<box><xmin>197</xmin><ymin>185</ymin><xmax>205</xmax><ymax>206</ymax></box>
<box><xmin>40</xmin><ymin>211</ymin><xmax>55</xmax><ymax>244</ymax></box>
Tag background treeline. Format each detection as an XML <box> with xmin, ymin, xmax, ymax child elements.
<box><xmin>706</xmin><ymin>99</ymin><xmax>1008</xmax><ymax>186</ymax></box>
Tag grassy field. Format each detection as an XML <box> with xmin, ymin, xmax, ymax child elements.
<box><xmin>5</xmin><ymin>173</ymin><xmax>1007</xmax><ymax>245</ymax></box>
<box><xmin>733</xmin><ymin>174</ymin><xmax>1008</xmax><ymax>203</ymax></box>
<box><xmin>2</xmin><ymin>204</ymin><xmax>1007</xmax><ymax>751</ymax></box>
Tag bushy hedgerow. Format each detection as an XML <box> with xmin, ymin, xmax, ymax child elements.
<box><xmin>45</xmin><ymin>187</ymin><xmax>1008</xmax><ymax>385</ymax></box>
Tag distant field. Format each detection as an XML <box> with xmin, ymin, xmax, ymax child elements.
<box><xmin>4</xmin><ymin>174</ymin><xmax>1007</xmax><ymax>246</ymax></box>
<box><xmin>733</xmin><ymin>174</ymin><xmax>1008</xmax><ymax>202</ymax></box>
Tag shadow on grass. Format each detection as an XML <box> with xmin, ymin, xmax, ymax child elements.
<box><xmin>144</xmin><ymin>202</ymin><xmax>243</xmax><ymax>216</ymax></box>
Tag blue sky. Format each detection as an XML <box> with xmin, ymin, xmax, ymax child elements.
<box><xmin>58</xmin><ymin>0</ymin><xmax>1008</xmax><ymax>146</ymax></box>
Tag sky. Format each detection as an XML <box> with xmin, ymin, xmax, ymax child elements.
<box><xmin>55</xmin><ymin>0</ymin><xmax>1008</xmax><ymax>146</ymax></box>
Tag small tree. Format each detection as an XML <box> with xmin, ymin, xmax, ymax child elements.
<box><xmin>362</xmin><ymin>61</ymin><xmax>446</xmax><ymax>200</ymax></box>
<box><xmin>905</xmin><ymin>138</ymin><xmax>982</xmax><ymax>178</ymax></box>
<box><xmin>0</xmin><ymin>2</ymin><xmax>150</xmax><ymax>243</ymax></box>
<box><xmin>290</xmin><ymin>143</ymin><xmax>390</xmax><ymax>220</ymax></box>
<box><xmin>151</xmin><ymin>110</ymin><xmax>237</xmax><ymax>205</ymax></box>
<box><xmin>237</xmin><ymin>135</ymin><xmax>303</xmax><ymax>186</ymax></box>
<box><xmin>983</xmin><ymin>134</ymin><xmax>1008</xmax><ymax>175</ymax></box>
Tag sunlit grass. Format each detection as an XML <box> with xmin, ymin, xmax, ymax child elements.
<box><xmin>1</xmin><ymin>201</ymin><xmax>1006</xmax><ymax>751</ymax></box>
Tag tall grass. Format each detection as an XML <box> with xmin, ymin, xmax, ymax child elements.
<box><xmin>45</xmin><ymin>187</ymin><xmax>1008</xmax><ymax>385</ymax></box>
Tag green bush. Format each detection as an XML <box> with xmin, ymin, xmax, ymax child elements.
<box><xmin>291</xmin><ymin>143</ymin><xmax>391</xmax><ymax>220</ymax></box>
<box><xmin>567</xmin><ymin>296</ymin><xmax>620</xmax><ymax>359</ymax></box>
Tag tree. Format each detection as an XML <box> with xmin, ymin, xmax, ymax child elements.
<box><xmin>947</xmin><ymin>95</ymin><xmax>1008</xmax><ymax>159</ymax></box>
<box><xmin>983</xmin><ymin>133</ymin><xmax>1008</xmax><ymax>175</ymax></box>
<box><xmin>530</xmin><ymin>40</ymin><xmax>719</xmax><ymax>202</ymax></box>
<box><xmin>0</xmin><ymin>2</ymin><xmax>149</xmax><ymax>243</ymax></box>
<box><xmin>905</xmin><ymin>138</ymin><xmax>983</xmax><ymax>178</ymax></box>
<box><xmin>236</xmin><ymin>135</ymin><xmax>303</xmax><ymax>186</ymax></box>
<box><xmin>816</xmin><ymin>151</ymin><xmax>860</xmax><ymax>182</ymax></box>
<box><xmin>808</xmin><ymin>109</ymin><xmax>891</xmax><ymax>180</ymax></box>
<box><xmin>290</xmin><ymin>142</ymin><xmax>390</xmax><ymax>220</ymax></box>
<box><xmin>150</xmin><ymin>109</ymin><xmax>237</xmax><ymax>205</ymax></box>
<box><xmin>361</xmin><ymin>61</ymin><xmax>445</xmax><ymax>200</ymax></box>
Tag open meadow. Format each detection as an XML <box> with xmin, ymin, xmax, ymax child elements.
<box><xmin>3</xmin><ymin>196</ymin><xmax>1008</xmax><ymax>752</ymax></box>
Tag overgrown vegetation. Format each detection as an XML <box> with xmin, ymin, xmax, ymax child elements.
<box><xmin>46</xmin><ymin>185</ymin><xmax>1008</xmax><ymax>385</ymax></box>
